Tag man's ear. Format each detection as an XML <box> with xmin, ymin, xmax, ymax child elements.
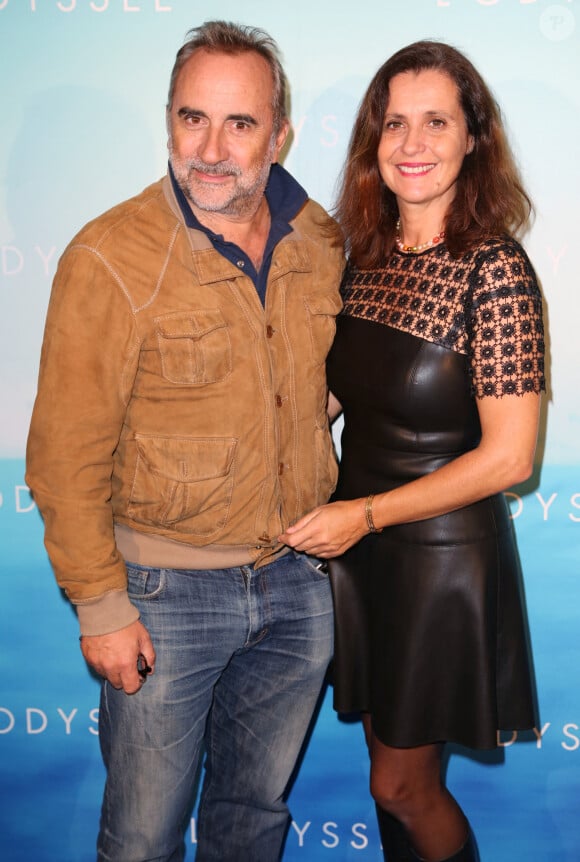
<box><xmin>272</xmin><ymin>119</ymin><xmax>290</xmax><ymax>163</ymax></box>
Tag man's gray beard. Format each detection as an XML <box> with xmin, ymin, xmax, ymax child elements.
<box><xmin>169</xmin><ymin>151</ymin><xmax>274</xmax><ymax>218</ymax></box>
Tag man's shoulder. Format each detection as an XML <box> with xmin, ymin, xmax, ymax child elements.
<box><xmin>292</xmin><ymin>198</ymin><xmax>344</xmax><ymax>258</ymax></box>
<box><xmin>297</xmin><ymin>196</ymin><xmax>333</xmax><ymax>223</ymax></box>
<box><xmin>69</xmin><ymin>178</ymin><xmax>175</xmax><ymax>251</ymax></box>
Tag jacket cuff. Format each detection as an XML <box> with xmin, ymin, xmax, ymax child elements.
<box><xmin>74</xmin><ymin>590</ymin><xmax>140</xmax><ymax>636</ymax></box>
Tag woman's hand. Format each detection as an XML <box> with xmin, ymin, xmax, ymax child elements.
<box><xmin>279</xmin><ymin>499</ymin><xmax>368</xmax><ymax>558</ymax></box>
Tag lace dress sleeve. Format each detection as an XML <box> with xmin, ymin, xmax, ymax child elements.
<box><xmin>467</xmin><ymin>239</ymin><xmax>545</xmax><ymax>398</ymax></box>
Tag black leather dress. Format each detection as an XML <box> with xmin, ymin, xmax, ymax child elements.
<box><xmin>326</xmin><ymin>237</ymin><xmax>545</xmax><ymax>750</ymax></box>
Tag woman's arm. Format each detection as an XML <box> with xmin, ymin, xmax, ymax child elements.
<box><xmin>280</xmin><ymin>391</ymin><xmax>541</xmax><ymax>558</ymax></box>
<box><xmin>327</xmin><ymin>391</ymin><xmax>343</xmax><ymax>422</ymax></box>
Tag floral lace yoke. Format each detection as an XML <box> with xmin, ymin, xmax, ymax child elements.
<box><xmin>340</xmin><ymin>237</ymin><xmax>545</xmax><ymax>398</ymax></box>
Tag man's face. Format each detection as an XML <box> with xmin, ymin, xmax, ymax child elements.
<box><xmin>167</xmin><ymin>48</ymin><xmax>288</xmax><ymax>223</ymax></box>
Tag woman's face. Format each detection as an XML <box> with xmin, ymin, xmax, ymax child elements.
<box><xmin>378</xmin><ymin>68</ymin><xmax>474</xmax><ymax>217</ymax></box>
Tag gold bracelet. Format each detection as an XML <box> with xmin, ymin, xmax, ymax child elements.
<box><xmin>365</xmin><ymin>494</ymin><xmax>383</xmax><ymax>533</ymax></box>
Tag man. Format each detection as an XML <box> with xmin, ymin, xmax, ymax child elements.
<box><xmin>26</xmin><ymin>21</ymin><xmax>343</xmax><ymax>862</ymax></box>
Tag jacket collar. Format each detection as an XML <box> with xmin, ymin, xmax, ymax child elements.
<box><xmin>162</xmin><ymin>169</ymin><xmax>312</xmax><ymax>286</ymax></box>
<box><xmin>167</xmin><ymin>161</ymin><xmax>308</xmax><ymax>231</ymax></box>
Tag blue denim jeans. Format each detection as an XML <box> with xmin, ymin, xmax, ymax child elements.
<box><xmin>96</xmin><ymin>551</ymin><xmax>333</xmax><ymax>862</ymax></box>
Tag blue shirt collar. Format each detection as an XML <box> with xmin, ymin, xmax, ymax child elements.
<box><xmin>168</xmin><ymin>162</ymin><xmax>308</xmax><ymax>305</ymax></box>
<box><xmin>168</xmin><ymin>161</ymin><xmax>307</xmax><ymax>234</ymax></box>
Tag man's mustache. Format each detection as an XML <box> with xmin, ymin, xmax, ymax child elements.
<box><xmin>185</xmin><ymin>159</ymin><xmax>242</xmax><ymax>178</ymax></box>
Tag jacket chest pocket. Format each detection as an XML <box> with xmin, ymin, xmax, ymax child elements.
<box><xmin>155</xmin><ymin>309</ymin><xmax>232</xmax><ymax>385</ymax></box>
<box><xmin>303</xmin><ymin>292</ymin><xmax>342</xmax><ymax>366</ymax></box>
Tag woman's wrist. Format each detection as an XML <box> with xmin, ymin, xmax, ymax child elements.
<box><xmin>364</xmin><ymin>494</ymin><xmax>383</xmax><ymax>533</ymax></box>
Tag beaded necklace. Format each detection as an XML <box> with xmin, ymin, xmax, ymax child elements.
<box><xmin>395</xmin><ymin>218</ymin><xmax>445</xmax><ymax>253</ymax></box>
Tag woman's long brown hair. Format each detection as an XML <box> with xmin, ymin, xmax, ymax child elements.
<box><xmin>335</xmin><ymin>40</ymin><xmax>533</xmax><ymax>266</ymax></box>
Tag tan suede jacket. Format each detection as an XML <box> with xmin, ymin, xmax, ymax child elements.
<box><xmin>26</xmin><ymin>175</ymin><xmax>344</xmax><ymax>635</ymax></box>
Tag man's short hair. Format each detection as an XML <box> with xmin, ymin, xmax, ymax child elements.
<box><xmin>167</xmin><ymin>20</ymin><xmax>288</xmax><ymax>133</ymax></box>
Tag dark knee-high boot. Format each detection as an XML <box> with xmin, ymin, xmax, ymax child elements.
<box><xmin>375</xmin><ymin>805</ymin><xmax>414</xmax><ymax>861</ymax></box>
<box><xmin>410</xmin><ymin>831</ymin><xmax>479</xmax><ymax>862</ymax></box>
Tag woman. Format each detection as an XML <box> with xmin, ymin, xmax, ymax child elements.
<box><xmin>281</xmin><ymin>41</ymin><xmax>544</xmax><ymax>862</ymax></box>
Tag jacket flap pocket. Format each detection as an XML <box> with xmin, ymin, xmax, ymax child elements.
<box><xmin>304</xmin><ymin>292</ymin><xmax>342</xmax><ymax>316</ymax></box>
<box><xmin>156</xmin><ymin>310</ymin><xmax>227</xmax><ymax>340</ymax></box>
<box><xmin>134</xmin><ymin>435</ymin><xmax>237</xmax><ymax>482</ymax></box>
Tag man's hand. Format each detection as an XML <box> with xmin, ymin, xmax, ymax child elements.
<box><xmin>79</xmin><ymin>619</ymin><xmax>155</xmax><ymax>695</ymax></box>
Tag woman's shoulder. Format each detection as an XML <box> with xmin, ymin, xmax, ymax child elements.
<box><xmin>466</xmin><ymin>234</ymin><xmax>538</xmax><ymax>287</ymax></box>
<box><xmin>469</xmin><ymin>234</ymin><xmax>533</xmax><ymax>267</ymax></box>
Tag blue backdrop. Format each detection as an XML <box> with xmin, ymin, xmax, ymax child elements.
<box><xmin>1</xmin><ymin>1</ymin><xmax>579</xmax><ymax>860</ymax></box>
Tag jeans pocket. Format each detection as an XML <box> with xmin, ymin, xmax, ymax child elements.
<box><xmin>297</xmin><ymin>551</ymin><xmax>330</xmax><ymax>578</ymax></box>
<box><xmin>126</xmin><ymin>563</ymin><xmax>166</xmax><ymax>599</ymax></box>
